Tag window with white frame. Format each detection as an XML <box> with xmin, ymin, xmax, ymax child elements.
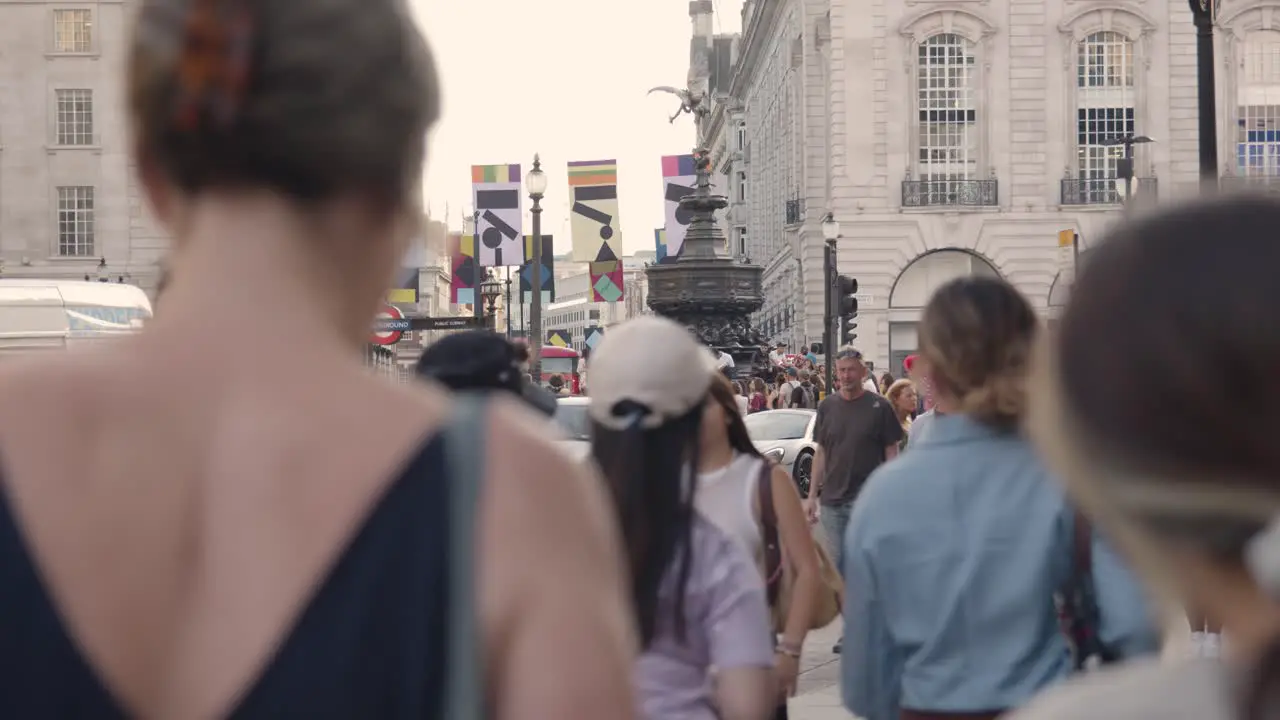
<box><xmin>736</xmin><ymin>121</ymin><xmax>747</xmax><ymax>151</ymax></box>
<box><xmin>736</xmin><ymin>226</ymin><xmax>748</xmax><ymax>257</ymax></box>
<box><xmin>57</xmin><ymin>186</ymin><xmax>95</xmax><ymax>257</ymax></box>
<box><xmin>53</xmin><ymin>9</ymin><xmax>92</xmax><ymax>53</ymax></box>
<box><xmin>1076</xmin><ymin>31</ymin><xmax>1135</xmax><ymax>202</ymax></box>
<box><xmin>1236</xmin><ymin>31</ymin><xmax>1280</xmax><ymax>176</ymax></box>
<box><xmin>55</xmin><ymin>89</ymin><xmax>94</xmax><ymax>146</ymax></box>
<box><xmin>737</xmin><ymin>171</ymin><xmax>747</xmax><ymax>202</ymax></box>
<box><xmin>916</xmin><ymin>33</ymin><xmax>978</xmax><ymax>201</ymax></box>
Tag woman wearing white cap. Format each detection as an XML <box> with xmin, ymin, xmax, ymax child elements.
<box><xmin>589</xmin><ymin>316</ymin><xmax>778</xmax><ymax>720</ymax></box>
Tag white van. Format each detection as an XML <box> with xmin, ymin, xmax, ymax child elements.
<box><xmin>0</xmin><ymin>279</ymin><xmax>153</xmax><ymax>354</ymax></box>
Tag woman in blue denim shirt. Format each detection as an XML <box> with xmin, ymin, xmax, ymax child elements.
<box><xmin>840</xmin><ymin>277</ymin><xmax>1158</xmax><ymax>720</ymax></box>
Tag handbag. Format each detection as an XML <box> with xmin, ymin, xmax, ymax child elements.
<box><xmin>443</xmin><ymin>394</ymin><xmax>489</xmax><ymax>719</ymax></box>
<box><xmin>1055</xmin><ymin>509</ymin><xmax>1119</xmax><ymax>672</ymax></box>
<box><xmin>757</xmin><ymin>460</ymin><xmax>843</xmax><ymax>633</ymax></box>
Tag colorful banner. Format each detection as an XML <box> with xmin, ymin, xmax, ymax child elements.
<box><xmin>589</xmin><ymin>261</ymin><xmax>625</xmax><ymax>303</ymax></box>
<box><xmin>547</xmin><ymin>329</ymin><xmax>571</xmax><ymax>348</ymax></box>
<box><xmin>471</xmin><ymin>164</ymin><xmax>523</xmax><ymax>267</ymax></box>
<box><xmin>654</xmin><ymin>228</ymin><xmax>674</xmax><ymax>265</ymax></box>
<box><xmin>449</xmin><ymin>232</ymin><xmax>477</xmax><ymax>306</ymax></box>
<box><xmin>520</xmin><ymin>234</ymin><xmax>556</xmax><ymax>305</ymax></box>
<box><xmin>661</xmin><ymin>154</ymin><xmax>697</xmax><ymax>261</ymax></box>
<box><xmin>569</xmin><ymin>159</ymin><xmax>624</xmax><ymax>302</ymax></box>
<box><xmin>584</xmin><ymin>326</ymin><xmax>605</xmax><ymax>350</ymax></box>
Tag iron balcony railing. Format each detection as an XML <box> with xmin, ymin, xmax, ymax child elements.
<box><xmin>1220</xmin><ymin>175</ymin><xmax>1280</xmax><ymax>192</ymax></box>
<box><xmin>1060</xmin><ymin>177</ymin><xmax>1159</xmax><ymax>205</ymax></box>
<box><xmin>901</xmin><ymin>179</ymin><xmax>998</xmax><ymax>208</ymax></box>
<box><xmin>785</xmin><ymin>198</ymin><xmax>805</xmax><ymax>225</ymax></box>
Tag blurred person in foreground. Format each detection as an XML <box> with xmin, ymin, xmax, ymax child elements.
<box><xmin>589</xmin><ymin>316</ymin><xmax>778</xmax><ymax>720</ymax></box>
<box><xmin>1010</xmin><ymin>196</ymin><xmax>1280</xmax><ymax>720</ymax></box>
<box><xmin>841</xmin><ymin>277</ymin><xmax>1157</xmax><ymax>720</ymax></box>
<box><xmin>0</xmin><ymin>1</ymin><xmax>634</xmax><ymax>717</ymax></box>
<box><xmin>415</xmin><ymin>330</ymin><xmax>557</xmax><ymax>417</ymax></box>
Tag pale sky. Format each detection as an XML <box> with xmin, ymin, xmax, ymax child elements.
<box><xmin>409</xmin><ymin>0</ymin><xmax>743</xmax><ymax>257</ymax></box>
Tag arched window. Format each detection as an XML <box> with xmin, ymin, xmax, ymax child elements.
<box><xmin>916</xmin><ymin>33</ymin><xmax>978</xmax><ymax>202</ymax></box>
<box><xmin>1235</xmin><ymin>30</ymin><xmax>1280</xmax><ymax>177</ymax></box>
<box><xmin>1075</xmin><ymin>31</ymin><xmax>1135</xmax><ymax>202</ymax></box>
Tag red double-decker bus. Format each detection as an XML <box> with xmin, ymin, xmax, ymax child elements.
<box><xmin>538</xmin><ymin>345</ymin><xmax>581</xmax><ymax>394</ymax></box>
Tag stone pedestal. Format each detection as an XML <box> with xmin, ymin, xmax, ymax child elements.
<box><xmin>646</xmin><ymin>150</ymin><xmax>767</xmax><ymax>379</ymax></box>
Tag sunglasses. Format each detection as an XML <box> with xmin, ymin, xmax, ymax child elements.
<box><xmin>835</xmin><ymin>348</ymin><xmax>863</xmax><ymax>361</ymax></box>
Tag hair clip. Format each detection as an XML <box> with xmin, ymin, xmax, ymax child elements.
<box><xmin>173</xmin><ymin>0</ymin><xmax>256</xmax><ymax>132</ymax></box>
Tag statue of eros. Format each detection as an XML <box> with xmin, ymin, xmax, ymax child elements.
<box><xmin>647</xmin><ymin>86</ymin><xmax>710</xmax><ymax>145</ymax></box>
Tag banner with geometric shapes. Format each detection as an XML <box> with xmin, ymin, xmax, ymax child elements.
<box><xmin>568</xmin><ymin>159</ymin><xmax>624</xmax><ymax>302</ymax></box>
<box><xmin>449</xmin><ymin>233</ymin><xmax>477</xmax><ymax>306</ymax></box>
<box><xmin>569</xmin><ymin>159</ymin><xmax>621</xmax><ymax>262</ymax></box>
<box><xmin>471</xmin><ymin>164</ymin><xmax>523</xmax><ymax>267</ymax></box>
<box><xmin>547</xmin><ymin>329</ymin><xmax>571</xmax><ymax>348</ymax></box>
<box><xmin>584</xmin><ymin>326</ymin><xmax>605</xmax><ymax>350</ymax></box>
<box><xmin>654</xmin><ymin>228</ymin><xmax>674</xmax><ymax>265</ymax></box>
<box><xmin>520</xmin><ymin>234</ymin><xmax>556</xmax><ymax>305</ymax></box>
<box><xmin>661</xmin><ymin>154</ymin><xmax>697</xmax><ymax>261</ymax></box>
<box><xmin>589</xmin><ymin>260</ymin><xmax>625</xmax><ymax>303</ymax></box>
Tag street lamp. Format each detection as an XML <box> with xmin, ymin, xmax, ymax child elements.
<box><xmin>481</xmin><ymin>270</ymin><xmax>503</xmax><ymax>330</ymax></box>
<box><xmin>525</xmin><ymin>153</ymin><xmax>548</xmax><ymax>380</ymax></box>
<box><xmin>1102</xmin><ymin>135</ymin><xmax>1155</xmax><ymax>204</ymax></box>
<box><xmin>821</xmin><ymin>213</ymin><xmax>841</xmax><ymax>390</ymax></box>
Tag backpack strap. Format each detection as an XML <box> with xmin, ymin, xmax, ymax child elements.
<box><xmin>1072</xmin><ymin>508</ymin><xmax>1093</xmax><ymax>575</ymax></box>
<box><xmin>757</xmin><ymin>459</ymin><xmax>782</xmax><ymax>608</ymax></box>
<box><xmin>444</xmin><ymin>393</ymin><xmax>489</xmax><ymax>720</ymax></box>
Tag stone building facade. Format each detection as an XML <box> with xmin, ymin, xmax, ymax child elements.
<box><xmin>695</xmin><ymin>0</ymin><xmax>1278</xmax><ymax>371</ymax></box>
<box><xmin>0</xmin><ymin>1</ymin><xmax>166</xmax><ymax>291</ymax></box>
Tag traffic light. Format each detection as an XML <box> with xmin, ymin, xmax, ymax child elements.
<box><xmin>835</xmin><ymin>275</ymin><xmax>858</xmax><ymax>344</ymax></box>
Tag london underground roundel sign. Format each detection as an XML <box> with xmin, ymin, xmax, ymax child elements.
<box><xmin>370</xmin><ymin>304</ymin><xmax>405</xmax><ymax>346</ymax></box>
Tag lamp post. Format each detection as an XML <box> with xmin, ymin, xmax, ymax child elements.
<box><xmin>481</xmin><ymin>270</ymin><xmax>503</xmax><ymax>330</ymax></box>
<box><xmin>503</xmin><ymin>270</ymin><xmax>513</xmax><ymax>338</ymax></box>
<box><xmin>525</xmin><ymin>154</ymin><xmax>548</xmax><ymax>381</ymax></box>
<box><xmin>463</xmin><ymin>211</ymin><xmax>483</xmax><ymax>324</ymax></box>
<box><xmin>1189</xmin><ymin>0</ymin><xmax>1219</xmax><ymax>192</ymax></box>
<box><xmin>1102</xmin><ymin>134</ymin><xmax>1155</xmax><ymax>205</ymax></box>
<box><xmin>821</xmin><ymin>213</ymin><xmax>840</xmax><ymax>392</ymax></box>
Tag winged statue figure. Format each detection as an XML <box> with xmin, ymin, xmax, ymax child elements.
<box><xmin>647</xmin><ymin>86</ymin><xmax>706</xmax><ymax>124</ymax></box>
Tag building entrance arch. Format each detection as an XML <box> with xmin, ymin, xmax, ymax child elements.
<box><xmin>887</xmin><ymin>250</ymin><xmax>1001</xmax><ymax>375</ymax></box>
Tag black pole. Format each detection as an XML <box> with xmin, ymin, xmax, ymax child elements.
<box><xmin>504</xmin><ymin>272</ymin><xmax>513</xmax><ymax>339</ymax></box>
<box><xmin>472</xmin><ymin>210</ymin><xmax>483</xmax><ymax>323</ymax></box>
<box><xmin>823</xmin><ymin>239</ymin><xmax>835</xmax><ymax>392</ymax></box>
<box><xmin>1190</xmin><ymin>0</ymin><xmax>1219</xmax><ymax>192</ymax></box>
<box><xmin>1125</xmin><ymin>140</ymin><xmax>1134</xmax><ymax>203</ymax></box>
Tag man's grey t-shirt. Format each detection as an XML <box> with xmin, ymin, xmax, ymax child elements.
<box><xmin>813</xmin><ymin>391</ymin><xmax>903</xmax><ymax>506</ymax></box>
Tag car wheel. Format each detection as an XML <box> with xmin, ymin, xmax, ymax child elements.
<box><xmin>792</xmin><ymin>450</ymin><xmax>814</xmax><ymax>498</ymax></box>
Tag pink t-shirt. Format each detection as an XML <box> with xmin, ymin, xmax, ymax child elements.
<box><xmin>632</xmin><ymin>515</ymin><xmax>775</xmax><ymax>720</ymax></box>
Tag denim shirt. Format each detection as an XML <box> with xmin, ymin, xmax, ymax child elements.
<box><xmin>841</xmin><ymin>414</ymin><xmax>1158</xmax><ymax>720</ymax></box>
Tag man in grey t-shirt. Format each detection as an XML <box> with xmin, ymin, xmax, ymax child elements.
<box><xmin>804</xmin><ymin>347</ymin><xmax>903</xmax><ymax>651</ymax></box>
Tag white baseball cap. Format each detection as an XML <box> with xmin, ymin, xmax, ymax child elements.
<box><xmin>586</xmin><ymin>315</ymin><xmax>719</xmax><ymax>431</ymax></box>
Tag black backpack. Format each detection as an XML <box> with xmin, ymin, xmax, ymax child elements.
<box><xmin>790</xmin><ymin>382</ymin><xmax>815</xmax><ymax>409</ymax></box>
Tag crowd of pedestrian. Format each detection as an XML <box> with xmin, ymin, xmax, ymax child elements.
<box><xmin>0</xmin><ymin>2</ymin><xmax>1273</xmax><ymax>719</ymax></box>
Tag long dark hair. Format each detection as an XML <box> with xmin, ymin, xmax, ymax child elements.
<box><xmin>591</xmin><ymin>401</ymin><xmax>703</xmax><ymax>648</ymax></box>
<box><xmin>708</xmin><ymin>374</ymin><xmax>764</xmax><ymax>460</ymax></box>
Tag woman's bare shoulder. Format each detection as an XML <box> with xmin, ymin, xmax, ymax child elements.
<box><xmin>1007</xmin><ymin>659</ymin><xmax>1230</xmax><ymax>720</ymax></box>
